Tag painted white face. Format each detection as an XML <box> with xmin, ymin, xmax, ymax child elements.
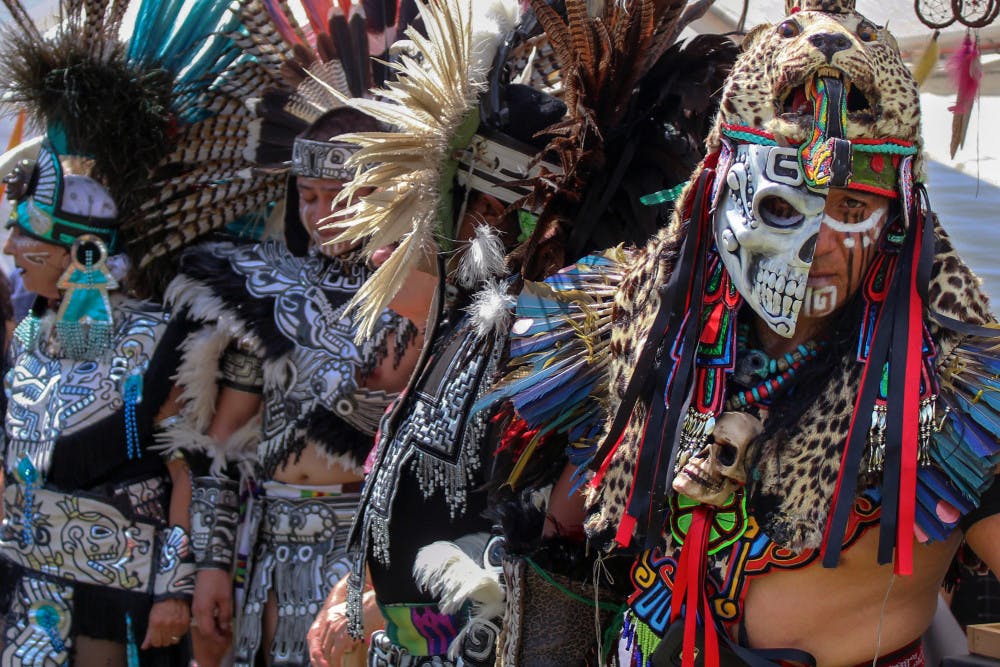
<box><xmin>713</xmin><ymin>143</ymin><xmax>827</xmax><ymax>338</ymax></box>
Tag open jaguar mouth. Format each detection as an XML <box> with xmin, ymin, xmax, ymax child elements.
<box><xmin>778</xmin><ymin>68</ymin><xmax>875</xmax><ymax>121</ymax></box>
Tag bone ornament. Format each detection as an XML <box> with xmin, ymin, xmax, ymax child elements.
<box><xmin>672</xmin><ymin>411</ymin><xmax>764</xmax><ymax>506</ymax></box>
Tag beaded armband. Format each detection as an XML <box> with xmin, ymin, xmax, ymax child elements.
<box><xmin>153</xmin><ymin>525</ymin><xmax>196</xmax><ymax>601</ymax></box>
<box><xmin>220</xmin><ymin>345</ymin><xmax>264</xmax><ymax>394</ymax></box>
<box><xmin>190</xmin><ymin>477</ymin><xmax>240</xmax><ymax>569</ymax></box>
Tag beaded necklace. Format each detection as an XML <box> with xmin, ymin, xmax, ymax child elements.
<box><xmin>726</xmin><ymin>323</ymin><xmax>824</xmax><ymax>410</ymax></box>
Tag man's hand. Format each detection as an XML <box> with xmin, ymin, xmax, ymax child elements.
<box><xmin>308</xmin><ymin>581</ymin><xmax>384</xmax><ymax>667</ymax></box>
<box><xmin>141</xmin><ymin>598</ymin><xmax>190</xmax><ymax>649</ymax></box>
<box><xmin>191</xmin><ymin>568</ymin><xmax>234</xmax><ymax>641</ymax></box>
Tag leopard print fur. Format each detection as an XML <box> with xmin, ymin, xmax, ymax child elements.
<box><xmin>586</xmin><ymin>210</ymin><xmax>994</xmax><ymax>551</ymax></box>
<box><xmin>584</xmin><ymin>200</ymin><xmax>689</xmax><ymax>544</ymax></box>
<box><xmin>584</xmin><ymin>0</ymin><xmax>991</xmax><ymax>549</ymax></box>
<box><xmin>708</xmin><ymin>3</ymin><xmax>921</xmax><ymax>161</ymax></box>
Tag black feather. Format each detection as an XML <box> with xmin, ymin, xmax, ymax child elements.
<box><xmin>178</xmin><ymin>243</ymin><xmax>294</xmax><ymax>360</ymax></box>
<box><xmin>348</xmin><ymin>11</ymin><xmax>371</xmax><ymax>96</ymax></box>
<box><xmin>0</xmin><ymin>26</ymin><xmax>174</xmax><ymax>207</ymax></box>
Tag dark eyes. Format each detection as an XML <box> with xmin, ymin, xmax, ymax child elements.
<box><xmin>857</xmin><ymin>21</ymin><xmax>878</xmax><ymax>42</ymax></box>
<box><xmin>778</xmin><ymin>20</ymin><xmax>801</xmax><ymax>38</ymax></box>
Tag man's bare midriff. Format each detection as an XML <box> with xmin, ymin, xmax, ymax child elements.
<box><xmin>273</xmin><ymin>443</ymin><xmax>363</xmax><ymax>486</ymax></box>
<box><xmin>742</xmin><ymin>527</ymin><xmax>961</xmax><ymax>666</ymax></box>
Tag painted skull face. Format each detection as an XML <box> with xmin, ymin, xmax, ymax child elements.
<box><xmin>714</xmin><ymin>142</ymin><xmax>827</xmax><ymax>338</ymax></box>
<box><xmin>672</xmin><ymin>411</ymin><xmax>763</xmax><ymax>506</ymax></box>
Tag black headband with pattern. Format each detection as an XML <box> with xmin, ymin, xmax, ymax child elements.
<box><xmin>291</xmin><ymin>139</ymin><xmax>357</xmax><ymax>181</ymax></box>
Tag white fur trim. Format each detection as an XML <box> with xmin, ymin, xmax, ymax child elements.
<box><xmin>174</xmin><ymin>327</ymin><xmax>231</xmax><ymax>433</ymax></box>
<box><xmin>155</xmin><ymin>416</ymin><xmax>261</xmax><ymax>477</ymax></box>
<box><xmin>310</xmin><ymin>445</ymin><xmax>367</xmax><ymax>477</ymax></box>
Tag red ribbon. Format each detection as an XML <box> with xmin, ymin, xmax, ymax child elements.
<box><xmin>670</xmin><ymin>505</ymin><xmax>720</xmax><ymax>667</ymax></box>
<box><xmin>895</xmin><ymin>217</ymin><xmax>925</xmax><ymax>576</ymax></box>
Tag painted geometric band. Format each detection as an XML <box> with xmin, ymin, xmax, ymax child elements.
<box><xmin>190</xmin><ymin>477</ymin><xmax>240</xmax><ymax>569</ymax></box>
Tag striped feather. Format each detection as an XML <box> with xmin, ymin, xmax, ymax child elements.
<box><xmin>328</xmin><ymin>0</ymin><xmax>521</xmax><ymax>340</ymax></box>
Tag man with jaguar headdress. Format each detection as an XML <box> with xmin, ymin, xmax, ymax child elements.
<box><xmin>500</xmin><ymin>0</ymin><xmax>1000</xmax><ymax>665</ymax></box>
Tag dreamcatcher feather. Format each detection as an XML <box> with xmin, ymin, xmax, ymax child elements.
<box><xmin>947</xmin><ymin>33</ymin><xmax>982</xmax><ymax>158</ymax></box>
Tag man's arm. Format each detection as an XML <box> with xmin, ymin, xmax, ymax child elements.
<box><xmin>190</xmin><ymin>386</ymin><xmax>262</xmax><ymax>650</ymax></box>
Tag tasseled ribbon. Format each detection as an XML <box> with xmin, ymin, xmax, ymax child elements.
<box><xmin>947</xmin><ymin>33</ymin><xmax>981</xmax><ymax>158</ymax></box>
<box><xmin>592</xmin><ymin>164</ymin><xmax>717</xmax><ymax>549</ymax></box>
<box><xmin>669</xmin><ymin>505</ymin><xmax>720</xmax><ymax>667</ymax></box>
<box><xmin>822</xmin><ymin>182</ymin><xmax>935</xmax><ymax>575</ymax></box>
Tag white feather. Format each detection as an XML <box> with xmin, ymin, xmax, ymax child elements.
<box><xmin>467</xmin><ymin>278</ymin><xmax>515</xmax><ymax>340</ymax></box>
<box><xmin>456</xmin><ymin>224</ymin><xmax>507</xmax><ymax>288</ymax></box>
<box><xmin>414</xmin><ymin>541</ymin><xmax>504</xmax><ymax>615</ymax></box>
<box><xmin>414</xmin><ymin>540</ymin><xmax>505</xmax><ymax>660</ymax></box>
<box><xmin>469</xmin><ymin>0</ymin><xmax>522</xmax><ymax>76</ymax></box>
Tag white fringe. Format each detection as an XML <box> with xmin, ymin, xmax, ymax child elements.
<box><xmin>155</xmin><ymin>417</ymin><xmax>261</xmax><ymax>478</ymax></box>
<box><xmin>311</xmin><ymin>445</ymin><xmax>367</xmax><ymax>477</ymax></box>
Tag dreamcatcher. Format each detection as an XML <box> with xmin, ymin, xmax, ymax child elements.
<box><xmin>916</xmin><ymin>0</ymin><xmax>999</xmax><ymax>28</ymax></box>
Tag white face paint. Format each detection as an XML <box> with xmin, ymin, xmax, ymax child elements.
<box><xmin>5</xmin><ymin>232</ymin><xmax>50</xmax><ymax>265</ymax></box>
<box><xmin>796</xmin><ymin>191</ymin><xmax>891</xmax><ymax>324</ymax></box>
<box><xmin>2</xmin><ymin>227</ymin><xmax>69</xmax><ymax>299</ymax></box>
<box><xmin>821</xmin><ymin>207</ymin><xmax>885</xmax><ymax>249</ymax></box>
<box><xmin>803</xmin><ymin>284</ymin><xmax>838</xmax><ymax>317</ymax></box>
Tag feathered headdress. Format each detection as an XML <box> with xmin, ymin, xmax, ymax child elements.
<box><xmin>234</xmin><ymin>0</ymin><xmax>415</xmax><ymax>176</ymax></box>
<box><xmin>473</xmin><ymin>0</ymin><xmax>738</xmax><ymax>489</ymax></box>
<box><xmin>510</xmin><ymin>0</ymin><xmax>732</xmax><ymax>280</ymax></box>
<box><xmin>321</xmin><ymin>0</ymin><xmax>523</xmax><ymax>337</ymax></box>
<box><xmin>0</xmin><ymin>0</ymin><xmax>284</xmax><ymax>295</ymax></box>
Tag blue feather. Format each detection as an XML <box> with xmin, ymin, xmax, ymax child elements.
<box><xmin>128</xmin><ymin>0</ymin><xmax>184</xmax><ymax>63</ymax></box>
